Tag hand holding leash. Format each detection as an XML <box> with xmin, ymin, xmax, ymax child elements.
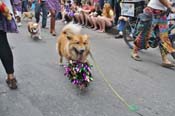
<box><xmin>169</xmin><ymin>2</ymin><xmax>175</xmax><ymax>13</ymax></box>
<box><xmin>170</xmin><ymin>7</ymin><xmax>175</xmax><ymax>13</ymax></box>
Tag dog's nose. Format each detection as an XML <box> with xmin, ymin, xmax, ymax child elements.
<box><xmin>79</xmin><ymin>49</ymin><xmax>84</xmax><ymax>54</ymax></box>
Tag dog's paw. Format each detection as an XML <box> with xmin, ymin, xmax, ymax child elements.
<box><xmin>38</xmin><ymin>36</ymin><xmax>42</xmax><ymax>40</ymax></box>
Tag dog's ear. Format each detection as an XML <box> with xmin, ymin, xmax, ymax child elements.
<box><xmin>83</xmin><ymin>34</ymin><xmax>89</xmax><ymax>40</ymax></box>
<box><xmin>67</xmin><ymin>34</ymin><xmax>72</xmax><ymax>40</ymax></box>
<box><xmin>63</xmin><ymin>31</ymin><xmax>72</xmax><ymax>40</ymax></box>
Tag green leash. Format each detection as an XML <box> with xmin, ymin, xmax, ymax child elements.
<box><xmin>90</xmin><ymin>52</ymin><xmax>138</xmax><ymax>112</ymax></box>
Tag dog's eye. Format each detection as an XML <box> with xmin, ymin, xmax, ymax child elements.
<box><xmin>76</xmin><ymin>42</ymin><xmax>80</xmax><ymax>44</ymax></box>
<box><xmin>83</xmin><ymin>42</ymin><xmax>87</xmax><ymax>45</ymax></box>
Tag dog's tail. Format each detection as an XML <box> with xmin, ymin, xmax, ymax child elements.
<box><xmin>61</xmin><ymin>22</ymin><xmax>82</xmax><ymax>35</ymax></box>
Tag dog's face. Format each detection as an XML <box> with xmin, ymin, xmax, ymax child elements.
<box><xmin>29</xmin><ymin>23</ymin><xmax>39</xmax><ymax>34</ymax></box>
<box><xmin>67</xmin><ymin>34</ymin><xmax>90</xmax><ymax>62</ymax></box>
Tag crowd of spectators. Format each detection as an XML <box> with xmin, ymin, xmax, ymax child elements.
<box><xmin>14</xmin><ymin>0</ymin><xmax>147</xmax><ymax>36</ymax></box>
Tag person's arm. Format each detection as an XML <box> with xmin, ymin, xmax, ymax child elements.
<box><xmin>159</xmin><ymin>0</ymin><xmax>172</xmax><ymax>9</ymax></box>
<box><xmin>159</xmin><ymin>0</ymin><xmax>175</xmax><ymax>13</ymax></box>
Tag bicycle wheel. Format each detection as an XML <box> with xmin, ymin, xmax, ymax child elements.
<box><xmin>123</xmin><ymin>22</ymin><xmax>135</xmax><ymax>49</ymax></box>
<box><xmin>171</xmin><ymin>37</ymin><xmax>175</xmax><ymax>59</ymax></box>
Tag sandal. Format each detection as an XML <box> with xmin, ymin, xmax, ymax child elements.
<box><xmin>6</xmin><ymin>78</ymin><xmax>18</xmax><ymax>89</ymax></box>
<box><xmin>90</xmin><ymin>26</ymin><xmax>94</xmax><ymax>28</ymax></box>
<box><xmin>161</xmin><ymin>63</ymin><xmax>175</xmax><ymax>68</ymax></box>
<box><xmin>97</xmin><ymin>30</ymin><xmax>105</xmax><ymax>33</ymax></box>
<box><xmin>131</xmin><ymin>53</ymin><xmax>142</xmax><ymax>61</ymax></box>
<box><xmin>92</xmin><ymin>27</ymin><xmax>98</xmax><ymax>31</ymax></box>
<box><xmin>51</xmin><ymin>32</ymin><xmax>56</xmax><ymax>36</ymax></box>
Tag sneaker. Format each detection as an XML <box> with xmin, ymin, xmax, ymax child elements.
<box><xmin>64</xmin><ymin>21</ymin><xmax>68</xmax><ymax>24</ymax></box>
<box><xmin>42</xmin><ymin>27</ymin><xmax>49</xmax><ymax>29</ymax></box>
<box><xmin>115</xmin><ymin>34</ymin><xmax>123</xmax><ymax>39</ymax></box>
<box><xmin>17</xmin><ymin>22</ymin><xmax>22</xmax><ymax>27</ymax></box>
<box><xmin>38</xmin><ymin>36</ymin><xmax>42</xmax><ymax>39</ymax></box>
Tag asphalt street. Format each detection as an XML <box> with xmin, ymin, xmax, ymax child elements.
<box><xmin>0</xmin><ymin>19</ymin><xmax>175</xmax><ymax>116</ymax></box>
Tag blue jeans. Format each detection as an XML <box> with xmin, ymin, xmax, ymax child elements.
<box><xmin>22</xmin><ymin>0</ymin><xmax>28</xmax><ymax>12</ymax></box>
<box><xmin>114</xmin><ymin>2</ymin><xmax>121</xmax><ymax>25</ymax></box>
<box><xmin>22</xmin><ymin>0</ymin><xmax>28</xmax><ymax>13</ymax></box>
<box><xmin>117</xmin><ymin>20</ymin><xmax>126</xmax><ymax>32</ymax></box>
<box><xmin>99</xmin><ymin>0</ymin><xmax>104</xmax><ymax>9</ymax></box>
<box><xmin>35</xmin><ymin>1</ymin><xmax>48</xmax><ymax>28</ymax></box>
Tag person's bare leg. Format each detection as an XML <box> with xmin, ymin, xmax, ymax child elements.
<box><xmin>92</xmin><ymin>17</ymin><xmax>98</xmax><ymax>30</ymax></box>
<box><xmin>132</xmin><ymin>45</ymin><xmax>139</xmax><ymax>56</ymax></box>
<box><xmin>61</xmin><ymin>11</ymin><xmax>65</xmax><ymax>21</ymax></box>
<box><xmin>131</xmin><ymin>43</ymin><xmax>142</xmax><ymax>61</ymax></box>
<box><xmin>162</xmin><ymin>54</ymin><xmax>171</xmax><ymax>64</ymax></box>
<box><xmin>50</xmin><ymin>10</ymin><xmax>56</xmax><ymax>36</ymax></box>
<box><xmin>74</xmin><ymin>13</ymin><xmax>81</xmax><ymax>24</ymax></box>
<box><xmin>84</xmin><ymin>14</ymin><xmax>88</xmax><ymax>26</ymax></box>
<box><xmin>97</xmin><ymin>17</ymin><xmax>102</xmax><ymax>31</ymax></box>
<box><xmin>91</xmin><ymin>17</ymin><xmax>95</xmax><ymax>28</ymax></box>
<box><xmin>101</xmin><ymin>19</ymin><xmax>106</xmax><ymax>32</ymax></box>
<box><xmin>98</xmin><ymin>18</ymin><xmax>105</xmax><ymax>32</ymax></box>
<box><xmin>160</xmin><ymin>47</ymin><xmax>174</xmax><ymax>67</ymax></box>
<box><xmin>80</xmin><ymin>13</ymin><xmax>85</xmax><ymax>25</ymax></box>
<box><xmin>104</xmin><ymin>19</ymin><xmax>113</xmax><ymax>32</ymax></box>
<box><xmin>88</xmin><ymin>16</ymin><xmax>94</xmax><ymax>27</ymax></box>
<box><xmin>77</xmin><ymin>16</ymin><xmax>81</xmax><ymax>24</ymax></box>
<box><xmin>7</xmin><ymin>74</ymin><xmax>15</xmax><ymax>80</ymax></box>
<box><xmin>96</xmin><ymin>17</ymin><xmax>101</xmax><ymax>30</ymax></box>
<box><xmin>74</xmin><ymin>14</ymin><xmax>79</xmax><ymax>24</ymax></box>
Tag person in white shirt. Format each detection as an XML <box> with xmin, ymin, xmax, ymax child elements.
<box><xmin>131</xmin><ymin>0</ymin><xmax>175</xmax><ymax>68</ymax></box>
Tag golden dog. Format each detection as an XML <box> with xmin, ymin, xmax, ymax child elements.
<box><xmin>27</xmin><ymin>22</ymin><xmax>41</xmax><ymax>39</ymax></box>
<box><xmin>57</xmin><ymin>23</ymin><xmax>90</xmax><ymax>64</ymax></box>
<box><xmin>22</xmin><ymin>12</ymin><xmax>34</xmax><ymax>20</ymax></box>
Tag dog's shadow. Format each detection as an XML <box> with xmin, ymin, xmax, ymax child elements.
<box><xmin>33</xmin><ymin>37</ymin><xmax>41</xmax><ymax>41</ymax></box>
<box><xmin>29</xmin><ymin>37</ymin><xmax>46</xmax><ymax>43</ymax></box>
<box><xmin>74</xmin><ymin>85</ymin><xmax>91</xmax><ymax>96</ymax></box>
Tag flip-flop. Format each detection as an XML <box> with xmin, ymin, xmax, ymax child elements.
<box><xmin>52</xmin><ymin>32</ymin><xmax>56</xmax><ymax>36</ymax></box>
<box><xmin>161</xmin><ymin>63</ymin><xmax>175</xmax><ymax>68</ymax></box>
<box><xmin>131</xmin><ymin>54</ymin><xmax>142</xmax><ymax>61</ymax></box>
<box><xmin>92</xmin><ymin>28</ymin><xmax>98</xmax><ymax>31</ymax></box>
<box><xmin>6</xmin><ymin>78</ymin><xmax>18</xmax><ymax>89</ymax></box>
<box><xmin>97</xmin><ymin>30</ymin><xmax>105</xmax><ymax>33</ymax></box>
